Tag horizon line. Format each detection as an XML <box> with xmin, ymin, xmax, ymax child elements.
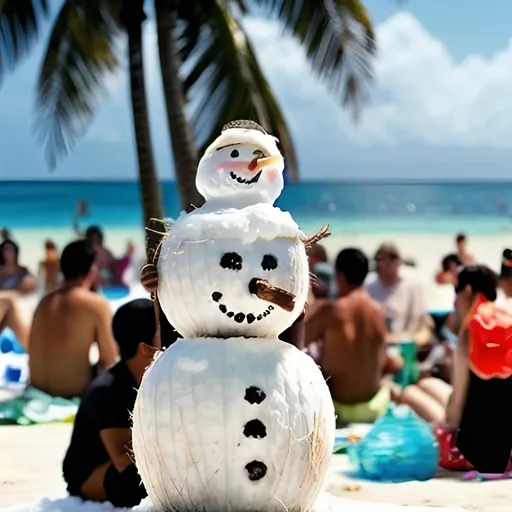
<box><xmin>3</xmin><ymin>177</ymin><xmax>512</xmax><ymax>185</ymax></box>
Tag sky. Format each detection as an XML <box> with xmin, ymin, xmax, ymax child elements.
<box><xmin>2</xmin><ymin>0</ymin><xmax>512</xmax><ymax>181</ymax></box>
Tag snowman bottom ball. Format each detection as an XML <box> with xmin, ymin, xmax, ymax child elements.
<box><xmin>132</xmin><ymin>338</ymin><xmax>335</xmax><ymax>512</ymax></box>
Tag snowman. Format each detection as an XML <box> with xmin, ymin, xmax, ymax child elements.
<box><xmin>194</xmin><ymin>119</ymin><xmax>285</xmax><ymax>211</ymax></box>
<box><xmin>133</xmin><ymin>121</ymin><xmax>334</xmax><ymax>512</ymax></box>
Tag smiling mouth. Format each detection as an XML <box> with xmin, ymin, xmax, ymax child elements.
<box><xmin>229</xmin><ymin>170</ymin><xmax>262</xmax><ymax>185</ymax></box>
<box><xmin>212</xmin><ymin>291</ymin><xmax>274</xmax><ymax>324</ymax></box>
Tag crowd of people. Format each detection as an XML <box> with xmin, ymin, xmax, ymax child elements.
<box><xmin>0</xmin><ymin>226</ymin><xmax>135</xmax><ymax>390</ymax></box>
<box><xmin>2</xmin><ymin>227</ymin><xmax>512</xmax><ymax>505</ymax></box>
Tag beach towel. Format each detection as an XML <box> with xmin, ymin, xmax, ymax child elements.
<box><xmin>0</xmin><ymin>386</ymin><xmax>79</xmax><ymax>425</ymax></box>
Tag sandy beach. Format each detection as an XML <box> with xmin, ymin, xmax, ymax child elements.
<box><xmin>1</xmin><ymin>423</ymin><xmax>512</xmax><ymax>511</ymax></box>
<box><xmin>2</xmin><ymin>227</ymin><xmax>511</xmax><ymax>511</ymax></box>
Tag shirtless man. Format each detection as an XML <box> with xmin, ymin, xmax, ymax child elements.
<box><xmin>28</xmin><ymin>240</ymin><xmax>119</xmax><ymax>398</ymax></box>
<box><xmin>305</xmin><ymin>248</ymin><xmax>395</xmax><ymax>426</ymax></box>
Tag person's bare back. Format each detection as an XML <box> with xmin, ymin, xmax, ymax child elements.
<box><xmin>313</xmin><ymin>290</ymin><xmax>387</xmax><ymax>404</ymax></box>
<box><xmin>305</xmin><ymin>248</ymin><xmax>389</xmax><ymax>411</ymax></box>
<box><xmin>28</xmin><ymin>241</ymin><xmax>119</xmax><ymax>398</ymax></box>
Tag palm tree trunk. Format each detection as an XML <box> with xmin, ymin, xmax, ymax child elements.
<box><xmin>155</xmin><ymin>0</ymin><xmax>204</xmax><ymax>212</ymax></box>
<box><xmin>122</xmin><ymin>2</ymin><xmax>164</xmax><ymax>226</ymax></box>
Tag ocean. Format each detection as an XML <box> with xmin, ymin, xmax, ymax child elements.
<box><xmin>2</xmin><ymin>180</ymin><xmax>512</xmax><ymax>235</ymax></box>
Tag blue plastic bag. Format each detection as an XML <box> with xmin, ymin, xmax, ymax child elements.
<box><xmin>347</xmin><ymin>403</ymin><xmax>439</xmax><ymax>482</ymax></box>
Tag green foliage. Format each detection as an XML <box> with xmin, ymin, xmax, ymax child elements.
<box><xmin>33</xmin><ymin>0</ymin><xmax>120</xmax><ymax>169</ymax></box>
<box><xmin>179</xmin><ymin>0</ymin><xmax>376</xmax><ymax>179</ymax></box>
<box><xmin>179</xmin><ymin>0</ymin><xmax>297</xmax><ymax>177</ymax></box>
<box><xmin>0</xmin><ymin>0</ymin><xmax>377</xmax><ymax>181</ymax></box>
<box><xmin>0</xmin><ymin>0</ymin><xmax>49</xmax><ymax>84</ymax></box>
<box><xmin>250</xmin><ymin>0</ymin><xmax>376</xmax><ymax>118</ymax></box>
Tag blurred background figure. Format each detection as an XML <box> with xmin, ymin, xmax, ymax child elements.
<box><xmin>366</xmin><ymin>242</ymin><xmax>432</xmax><ymax>347</ymax></box>
<box><xmin>499</xmin><ymin>249</ymin><xmax>512</xmax><ymax>300</ymax></box>
<box><xmin>38</xmin><ymin>240</ymin><xmax>61</xmax><ymax>295</ymax></box>
<box><xmin>455</xmin><ymin>233</ymin><xmax>476</xmax><ymax>266</ymax></box>
<box><xmin>29</xmin><ymin>240</ymin><xmax>119</xmax><ymax>398</ymax></box>
<box><xmin>0</xmin><ymin>239</ymin><xmax>37</xmax><ymax>294</ymax></box>
<box><xmin>72</xmin><ymin>200</ymin><xmax>90</xmax><ymax>236</ymax></box>
<box><xmin>435</xmin><ymin>253</ymin><xmax>462</xmax><ymax>285</ymax></box>
<box><xmin>84</xmin><ymin>226</ymin><xmax>134</xmax><ymax>289</ymax></box>
<box><xmin>1</xmin><ymin>227</ymin><xmax>12</xmax><ymax>242</ymax></box>
<box><xmin>307</xmin><ymin>243</ymin><xmax>333</xmax><ymax>298</ymax></box>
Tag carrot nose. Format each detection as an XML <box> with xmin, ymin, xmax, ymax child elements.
<box><xmin>248</xmin><ymin>155</ymin><xmax>281</xmax><ymax>172</ymax></box>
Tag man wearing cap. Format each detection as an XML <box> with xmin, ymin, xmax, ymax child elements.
<box><xmin>366</xmin><ymin>242</ymin><xmax>432</xmax><ymax>346</ymax></box>
<box><xmin>62</xmin><ymin>299</ymin><xmax>163</xmax><ymax>507</ymax></box>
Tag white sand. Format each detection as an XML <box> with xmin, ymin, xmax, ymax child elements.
<box><xmin>2</xmin><ymin>423</ymin><xmax>511</xmax><ymax>511</ymax></box>
<box><xmin>2</xmin><ymin>227</ymin><xmax>510</xmax><ymax>510</ymax></box>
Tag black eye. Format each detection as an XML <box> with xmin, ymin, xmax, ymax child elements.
<box><xmin>220</xmin><ymin>252</ymin><xmax>243</xmax><ymax>271</ymax></box>
<box><xmin>261</xmin><ymin>254</ymin><xmax>278</xmax><ymax>271</ymax></box>
<box><xmin>253</xmin><ymin>149</ymin><xmax>264</xmax><ymax>158</ymax></box>
<box><xmin>230</xmin><ymin>149</ymin><xmax>239</xmax><ymax>158</ymax></box>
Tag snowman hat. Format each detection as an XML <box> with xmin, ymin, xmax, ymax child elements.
<box><xmin>202</xmin><ymin>119</ymin><xmax>282</xmax><ymax>160</ymax></box>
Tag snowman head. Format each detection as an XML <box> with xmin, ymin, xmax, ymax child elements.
<box><xmin>196</xmin><ymin>120</ymin><xmax>285</xmax><ymax>207</ymax></box>
<box><xmin>157</xmin><ymin>208</ymin><xmax>309</xmax><ymax>339</ymax></box>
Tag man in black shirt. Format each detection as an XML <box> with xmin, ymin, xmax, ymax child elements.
<box><xmin>63</xmin><ymin>298</ymin><xmax>160</xmax><ymax>507</ymax></box>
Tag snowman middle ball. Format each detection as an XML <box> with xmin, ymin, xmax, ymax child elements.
<box><xmin>157</xmin><ymin>205</ymin><xmax>309</xmax><ymax>339</ymax></box>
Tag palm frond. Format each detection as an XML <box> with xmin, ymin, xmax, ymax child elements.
<box><xmin>249</xmin><ymin>0</ymin><xmax>376</xmax><ymax>118</ymax></box>
<box><xmin>0</xmin><ymin>0</ymin><xmax>49</xmax><ymax>84</ymax></box>
<box><xmin>33</xmin><ymin>0</ymin><xmax>121</xmax><ymax>170</ymax></box>
<box><xmin>179</xmin><ymin>1</ymin><xmax>298</xmax><ymax>179</ymax></box>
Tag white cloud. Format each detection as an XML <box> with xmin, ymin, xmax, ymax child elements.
<box><xmin>243</xmin><ymin>12</ymin><xmax>512</xmax><ymax>149</ymax></box>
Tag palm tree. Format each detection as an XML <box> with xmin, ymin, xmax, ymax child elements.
<box><xmin>119</xmin><ymin>1</ymin><xmax>164</xmax><ymax>223</ymax></box>
<box><xmin>0</xmin><ymin>1</ymin><xmax>49</xmax><ymax>86</ymax></box>
<box><xmin>0</xmin><ymin>0</ymin><xmax>376</xmax><ymax>215</ymax></box>
<box><xmin>0</xmin><ymin>0</ymin><xmax>164</xmax><ymax>226</ymax></box>
<box><xmin>156</xmin><ymin>0</ymin><xmax>376</xmax><ymax>209</ymax></box>
<box><xmin>154</xmin><ymin>0</ymin><xmax>203</xmax><ymax>211</ymax></box>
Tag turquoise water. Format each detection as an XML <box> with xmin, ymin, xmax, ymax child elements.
<box><xmin>2</xmin><ymin>180</ymin><xmax>512</xmax><ymax>234</ymax></box>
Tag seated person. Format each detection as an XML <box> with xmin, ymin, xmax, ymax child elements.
<box><xmin>307</xmin><ymin>243</ymin><xmax>328</xmax><ymax>269</ymax></box>
<box><xmin>279</xmin><ymin>273</ymin><xmax>327</xmax><ymax>353</ymax></box>
<box><xmin>435</xmin><ymin>253</ymin><xmax>462</xmax><ymax>285</ymax></box>
<box><xmin>399</xmin><ymin>266</ymin><xmax>501</xmax><ymax>429</ymax></box>
<box><xmin>307</xmin><ymin>243</ymin><xmax>332</xmax><ymax>298</ymax></box>
<box><xmin>366</xmin><ymin>242</ymin><xmax>433</xmax><ymax>347</ymax></box>
<box><xmin>499</xmin><ymin>248</ymin><xmax>512</xmax><ymax>300</ymax></box>
<box><xmin>0</xmin><ymin>293</ymin><xmax>29</xmax><ymax>348</ymax></box>
<box><xmin>28</xmin><ymin>240</ymin><xmax>119</xmax><ymax>398</ymax></box>
<box><xmin>305</xmin><ymin>248</ymin><xmax>400</xmax><ymax>426</ymax></box>
<box><xmin>1</xmin><ymin>227</ymin><xmax>11</xmax><ymax>241</ymax></box>
<box><xmin>63</xmin><ymin>299</ymin><xmax>159</xmax><ymax>507</ymax></box>
<box><xmin>456</xmin><ymin>233</ymin><xmax>476</xmax><ymax>266</ymax></box>
<box><xmin>454</xmin><ymin>266</ymin><xmax>512</xmax><ymax>473</ymax></box>
<box><xmin>38</xmin><ymin>239</ymin><xmax>61</xmax><ymax>295</ymax></box>
<box><xmin>0</xmin><ymin>239</ymin><xmax>36</xmax><ymax>293</ymax></box>
<box><xmin>85</xmin><ymin>225</ymin><xmax>134</xmax><ymax>288</ymax></box>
